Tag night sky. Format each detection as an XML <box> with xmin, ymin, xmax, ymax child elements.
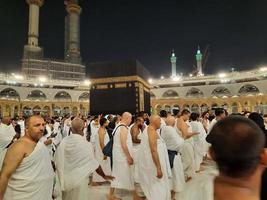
<box><xmin>0</xmin><ymin>0</ymin><xmax>267</xmax><ymax>77</ymax></box>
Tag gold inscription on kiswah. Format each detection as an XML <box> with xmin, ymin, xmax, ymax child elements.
<box><xmin>96</xmin><ymin>84</ymin><xmax>109</xmax><ymax>89</ymax></box>
<box><xmin>115</xmin><ymin>83</ymin><xmax>127</xmax><ymax>88</ymax></box>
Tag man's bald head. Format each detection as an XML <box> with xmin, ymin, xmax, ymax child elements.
<box><xmin>2</xmin><ymin>116</ymin><xmax>12</xmax><ymax>125</ymax></box>
<box><xmin>71</xmin><ymin>118</ymin><xmax>85</xmax><ymax>136</ymax></box>
<box><xmin>149</xmin><ymin>115</ymin><xmax>161</xmax><ymax>129</ymax></box>
<box><xmin>121</xmin><ymin>112</ymin><xmax>132</xmax><ymax>126</ymax></box>
<box><xmin>166</xmin><ymin>116</ymin><xmax>175</xmax><ymax>127</ymax></box>
<box><xmin>207</xmin><ymin>116</ymin><xmax>266</xmax><ymax>178</ymax></box>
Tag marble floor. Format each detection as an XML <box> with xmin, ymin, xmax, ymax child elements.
<box><xmin>87</xmin><ymin>160</ymin><xmax>218</xmax><ymax>200</ymax></box>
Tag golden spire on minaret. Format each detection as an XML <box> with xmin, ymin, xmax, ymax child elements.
<box><xmin>26</xmin><ymin>0</ymin><xmax>44</xmax><ymax>7</ymax></box>
<box><xmin>65</xmin><ymin>0</ymin><xmax>82</xmax><ymax>14</ymax></box>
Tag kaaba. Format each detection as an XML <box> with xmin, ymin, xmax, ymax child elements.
<box><xmin>88</xmin><ymin>60</ymin><xmax>151</xmax><ymax>115</ymax></box>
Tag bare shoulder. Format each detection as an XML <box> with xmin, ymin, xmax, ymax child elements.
<box><xmin>147</xmin><ymin>126</ymin><xmax>157</xmax><ymax>137</ymax></box>
<box><xmin>120</xmin><ymin>125</ymin><xmax>128</xmax><ymax>133</ymax></box>
<box><xmin>7</xmin><ymin>139</ymin><xmax>35</xmax><ymax>157</ymax></box>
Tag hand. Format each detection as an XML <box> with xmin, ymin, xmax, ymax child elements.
<box><xmin>104</xmin><ymin>175</ymin><xmax>115</xmax><ymax>181</ymax></box>
<box><xmin>127</xmin><ymin>156</ymin><xmax>134</xmax><ymax>165</ymax></box>
<box><xmin>156</xmin><ymin>168</ymin><xmax>163</xmax><ymax>179</ymax></box>
<box><xmin>44</xmin><ymin>138</ymin><xmax>52</xmax><ymax>145</ymax></box>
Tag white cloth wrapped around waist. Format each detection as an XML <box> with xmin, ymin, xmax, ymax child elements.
<box><xmin>55</xmin><ymin>134</ymin><xmax>99</xmax><ymax>192</ymax></box>
<box><xmin>4</xmin><ymin>142</ymin><xmax>54</xmax><ymax>200</ymax></box>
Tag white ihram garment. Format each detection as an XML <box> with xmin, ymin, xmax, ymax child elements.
<box><xmin>138</xmin><ymin>127</ymin><xmax>172</xmax><ymax>200</ymax></box>
<box><xmin>0</xmin><ymin>124</ymin><xmax>16</xmax><ymax>149</ymax></box>
<box><xmin>180</xmin><ymin>174</ymin><xmax>214</xmax><ymax>200</ymax></box>
<box><xmin>176</xmin><ymin>122</ymin><xmax>196</xmax><ymax>178</ymax></box>
<box><xmin>190</xmin><ymin>121</ymin><xmax>207</xmax><ymax>171</ymax></box>
<box><xmin>3</xmin><ymin>142</ymin><xmax>54</xmax><ymax>200</ymax></box>
<box><xmin>92</xmin><ymin>130</ymin><xmax>111</xmax><ymax>182</ymax></box>
<box><xmin>55</xmin><ymin>134</ymin><xmax>99</xmax><ymax>200</ymax></box>
<box><xmin>161</xmin><ymin>125</ymin><xmax>185</xmax><ymax>193</ymax></box>
<box><xmin>0</xmin><ymin>124</ymin><xmax>16</xmax><ymax>168</ymax></box>
<box><xmin>111</xmin><ymin>124</ymin><xmax>134</xmax><ymax>190</ymax></box>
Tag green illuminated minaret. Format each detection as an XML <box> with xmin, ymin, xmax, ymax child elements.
<box><xmin>171</xmin><ymin>51</ymin><xmax>177</xmax><ymax>77</ymax></box>
<box><xmin>196</xmin><ymin>46</ymin><xmax>203</xmax><ymax>76</ymax></box>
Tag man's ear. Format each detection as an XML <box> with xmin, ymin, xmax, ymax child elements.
<box><xmin>209</xmin><ymin>147</ymin><xmax>216</xmax><ymax>161</ymax></box>
<box><xmin>260</xmin><ymin>148</ymin><xmax>267</xmax><ymax>167</ymax></box>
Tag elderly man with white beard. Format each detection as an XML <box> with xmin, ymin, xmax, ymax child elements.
<box><xmin>160</xmin><ymin>116</ymin><xmax>185</xmax><ymax>199</ymax></box>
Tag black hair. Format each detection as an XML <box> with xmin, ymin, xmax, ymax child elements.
<box><xmin>100</xmin><ymin>117</ymin><xmax>108</xmax><ymax>127</ymax></box>
<box><xmin>173</xmin><ymin>109</ymin><xmax>180</xmax><ymax>116</ymax></box>
<box><xmin>207</xmin><ymin>116</ymin><xmax>265</xmax><ymax>178</ymax></box>
<box><xmin>190</xmin><ymin>112</ymin><xmax>199</xmax><ymax>121</ymax></box>
<box><xmin>249</xmin><ymin>112</ymin><xmax>265</xmax><ymax>130</ymax></box>
<box><xmin>159</xmin><ymin>110</ymin><xmax>168</xmax><ymax>118</ymax></box>
<box><xmin>215</xmin><ymin>108</ymin><xmax>225</xmax><ymax>117</ymax></box>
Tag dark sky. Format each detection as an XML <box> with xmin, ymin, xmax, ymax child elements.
<box><xmin>1</xmin><ymin>0</ymin><xmax>267</xmax><ymax>77</ymax></box>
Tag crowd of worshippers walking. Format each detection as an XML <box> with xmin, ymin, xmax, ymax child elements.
<box><xmin>0</xmin><ymin>108</ymin><xmax>266</xmax><ymax>200</ymax></box>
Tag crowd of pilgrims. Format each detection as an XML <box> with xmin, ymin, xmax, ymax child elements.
<box><xmin>0</xmin><ymin>108</ymin><xmax>266</xmax><ymax>200</ymax></box>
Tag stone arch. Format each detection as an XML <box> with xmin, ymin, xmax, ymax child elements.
<box><xmin>54</xmin><ymin>91</ymin><xmax>72</xmax><ymax>102</ymax></box>
<box><xmin>27</xmin><ymin>90</ymin><xmax>47</xmax><ymax>101</ymax></box>
<box><xmin>78</xmin><ymin>92</ymin><xmax>90</xmax><ymax>102</ymax></box>
<box><xmin>238</xmin><ymin>84</ymin><xmax>260</xmax><ymax>96</ymax></box>
<box><xmin>212</xmin><ymin>87</ymin><xmax>231</xmax><ymax>97</ymax></box>
<box><xmin>186</xmin><ymin>88</ymin><xmax>204</xmax><ymax>98</ymax></box>
<box><xmin>162</xmin><ymin>90</ymin><xmax>179</xmax><ymax>98</ymax></box>
<box><xmin>0</xmin><ymin>88</ymin><xmax>20</xmax><ymax>100</ymax></box>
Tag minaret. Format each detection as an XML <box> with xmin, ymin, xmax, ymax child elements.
<box><xmin>196</xmin><ymin>46</ymin><xmax>203</xmax><ymax>76</ymax></box>
<box><xmin>23</xmin><ymin>0</ymin><xmax>44</xmax><ymax>59</ymax></box>
<box><xmin>171</xmin><ymin>51</ymin><xmax>177</xmax><ymax>77</ymax></box>
<box><xmin>65</xmin><ymin>0</ymin><xmax>82</xmax><ymax>64</ymax></box>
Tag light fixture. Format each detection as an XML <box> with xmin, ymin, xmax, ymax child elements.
<box><xmin>14</xmin><ymin>74</ymin><xmax>24</xmax><ymax>80</ymax></box>
<box><xmin>172</xmin><ymin>76</ymin><xmax>180</xmax><ymax>81</ymax></box>
<box><xmin>84</xmin><ymin>80</ymin><xmax>91</xmax><ymax>86</ymax></box>
<box><xmin>218</xmin><ymin>73</ymin><xmax>227</xmax><ymax>78</ymax></box>
<box><xmin>160</xmin><ymin>76</ymin><xmax>164</xmax><ymax>80</ymax></box>
<box><xmin>38</xmin><ymin>77</ymin><xmax>47</xmax><ymax>82</ymax></box>
<box><xmin>260</xmin><ymin>67</ymin><xmax>267</xmax><ymax>72</ymax></box>
<box><xmin>148</xmin><ymin>78</ymin><xmax>153</xmax><ymax>84</ymax></box>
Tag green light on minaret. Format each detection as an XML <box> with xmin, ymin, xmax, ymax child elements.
<box><xmin>171</xmin><ymin>52</ymin><xmax>177</xmax><ymax>63</ymax></box>
<box><xmin>196</xmin><ymin>47</ymin><xmax>202</xmax><ymax>61</ymax></box>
